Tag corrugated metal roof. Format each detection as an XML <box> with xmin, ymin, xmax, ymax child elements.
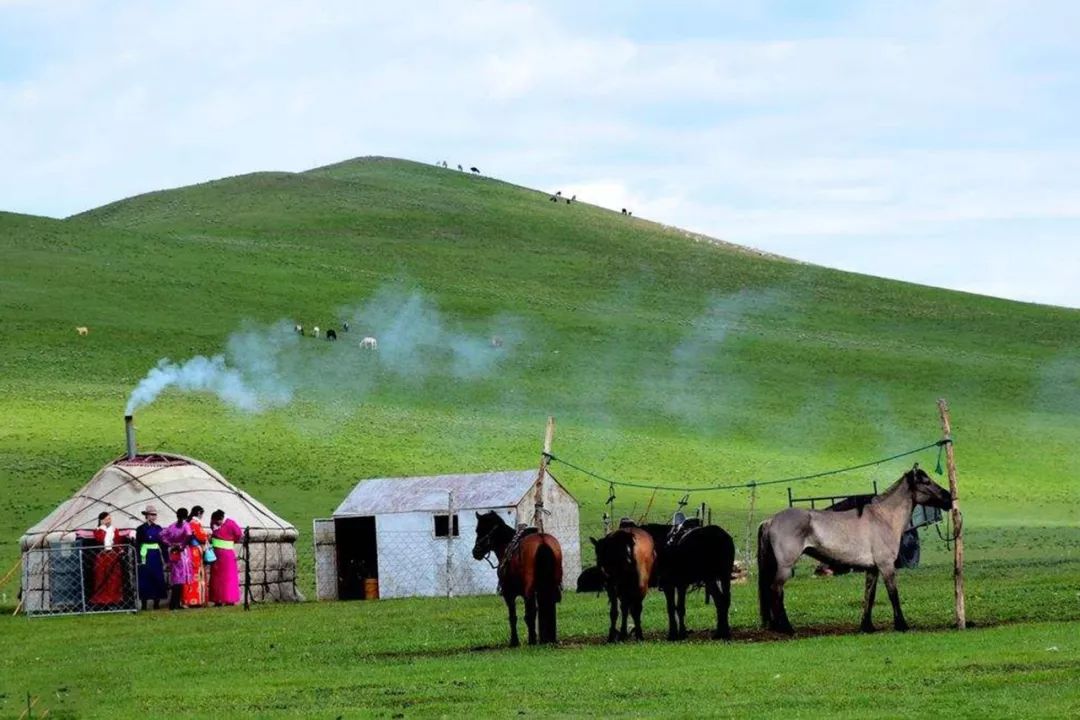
<box><xmin>333</xmin><ymin>470</ymin><xmax>541</xmax><ymax>516</ymax></box>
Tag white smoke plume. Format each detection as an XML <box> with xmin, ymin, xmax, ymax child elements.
<box><xmin>124</xmin><ymin>286</ymin><xmax>521</xmax><ymax>415</ymax></box>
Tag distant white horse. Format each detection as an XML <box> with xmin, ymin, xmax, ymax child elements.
<box><xmin>360</xmin><ymin>336</ymin><xmax>378</xmax><ymax>349</ymax></box>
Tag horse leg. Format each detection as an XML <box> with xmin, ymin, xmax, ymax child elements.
<box><xmin>631</xmin><ymin>593</ymin><xmax>645</xmax><ymax>641</ymax></box>
<box><xmin>882</xmin><ymin>570</ymin><xmax>909</xmax><ymax>632</ymax></box>
<box><xmin>770</xmin><ymin>563</ymin><xmax>796</xmax><ymax>634</ymax></box>
<box><xmin>525</xmin><ymin>595</ymin><xmax>538</xmax><ymax>645</ymax></box>
<box><xmin>505</xmin><ymin>595</ymin><xmax>520</xmax><ymax>647</ymax></box>
<box><xmin>664</xmin><ymin>585</ymin><xmax>678</xmax><ymax>641</ymax></box>
<box><xmin>676</xmin><ymin>584</ymin><xmax>688</xmax><ymax>639</ymax></box>
<box><xmin>713</xmin><ymin>577</ymin><xmax>732</xmax><ymax>640</ymax></box>
<box><xmin>860</xmin><ymin>569</ymin><xmax>879</xmax><ymax>633</ymax></box>
<box><xmin>607</xmin><ymin>587</ymin><xmax>619</xmax><ymax>643</ymax></box>
<box><xmin>620</xmin><ymin>594</ymin><xmax>631</xmax><ymax>641</ymax></box>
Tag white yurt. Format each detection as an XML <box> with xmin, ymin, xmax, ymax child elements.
<box><xmin>20</xmin><ymin>429</ymin><xmax>300</xmax><ymax>614</ymax></box>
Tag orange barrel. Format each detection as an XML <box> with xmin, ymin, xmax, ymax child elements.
<box><xmin>363</xmin><ymin>578</ymin><xmax>380</xmax><ymax>600</ymax></box>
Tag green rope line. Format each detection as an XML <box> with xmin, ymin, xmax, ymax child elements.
<box><xmin>544</xmin><ymin>439</ymin><xmax>952</xmax><ymax>494</ymax></box>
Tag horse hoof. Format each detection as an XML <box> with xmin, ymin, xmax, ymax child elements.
<box><xmin>713</xmin><ymin>630</ymin><xmax>732</xmax><ymax>641</ymax></box>
<box><xmin>861</xmin><ymin>624</ymin><xmax>876</xmax><ymax>634</ymax></box>
<box><xmin>895</xmin><ymin>623</ymin><xmax>910</xmax><ymax>633</ymax></box>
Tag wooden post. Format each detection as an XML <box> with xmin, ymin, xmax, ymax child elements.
<box><xmin>534</xmin><ymin>416</ymin><xmax>555</xmax><ymax>532</ymax></box>
<box><xmin>243</xmin><ymin>526</ymin><xmax>251</xmax><ymax>611</ymax></box>
<box><xmin>743</xmin><ymin>483</ymin><xmax>758</xmax><ymax>573</ymax></box>
<box><xmin>937</xmin><ymin>398</ymin><xmax>966</xmax><ymax>630</ymax></box>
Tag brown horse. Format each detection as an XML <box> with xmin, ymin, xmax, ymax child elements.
<box><xmin>590</xmin><ymin>527</ymin><xmax>655</xmax><ymax>642</ymax></box>
<box><xmin>758</xmin><ymin>465</ymin><xmax>953</xmax><ymax>634</ymax></box>
<box><xmin>472</xmin><ymin>511</ymin><xmax>563</xmax><ymax>646</ymax></box>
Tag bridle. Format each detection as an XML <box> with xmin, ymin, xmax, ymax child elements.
<box><xmin>474</xmin><ymin>523</ymin><xmax>506</xmax><ymax>569</ymax></box>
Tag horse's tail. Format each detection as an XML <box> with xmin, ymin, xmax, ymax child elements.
<box><xmin>535</xmin><ymin>542</ymin><xmax>559</xmax><ymax>644</ymax></box>
<box><xmin>757</xmin><ymin>521</ymin><xmax>775</xmax><ymax>629</ymax></box>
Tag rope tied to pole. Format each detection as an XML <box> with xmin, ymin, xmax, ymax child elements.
<box><xmin>546</xmin><ymin>439</ymin><xmax>953</xmax><ymax>494</ymax></box>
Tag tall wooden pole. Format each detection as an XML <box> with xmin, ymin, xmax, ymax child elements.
<box><xmin>937</xmin><ymin>398</ymin><xmax>966</xmax><ymax>629</ymax></box>
<box><xmin>534</xmin><ymin>416</ymin><xmax>555</xmax><ymax>532</ymax></box>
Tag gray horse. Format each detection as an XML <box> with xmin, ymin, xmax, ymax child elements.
<box><xmin>757</xmin><ymin>465</ymin><xmax>953</xmax><ymax>634</ymax></box>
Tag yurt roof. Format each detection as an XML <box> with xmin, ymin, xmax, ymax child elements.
<box><xmin>21</xmin><ymin>453</ymin><xmax>297</xmax><ymax>549</ymax></box>
<box><xmin>334</xmin><ymin>469</ymin><xmax>572</xmax><ymax>516</ymax></box>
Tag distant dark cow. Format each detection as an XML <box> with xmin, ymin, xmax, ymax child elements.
<box><xmin>621</xmin><ymin>208</ymin><xmax>627</xmax><ymax>215</ymax></box>
<box><xmin>326</xmin><ymin>329</ymin><xmax>337</xmax><ymax>341</ymax></box>
<box><xmin>457</xmin><ymin>164</ymin><xmax>463</xmax><ymax>171</ymax></box>
<box><xmin>577</xmin><ymin>565</ymin><xmax>606</xmax><ymax>593</ymax></box>
<box><xmin>470</xmin><ymin>167</ymin><xmax>480</xmax><ymax>174</ymax></box>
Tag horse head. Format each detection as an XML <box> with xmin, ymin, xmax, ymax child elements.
<box><xmin>904</xmin><ymin>464</ymin><xmax>953</xmax><ymax>510</ymax></box>
<box><xmin>473</xmin><ymin>511</ymin><xmax>509</xmax><ymax>560</ymax></box>
<box><xmin>590</xmin><ymin>532</ymin><xmax>635</xmax><ymax>580</ymax></box>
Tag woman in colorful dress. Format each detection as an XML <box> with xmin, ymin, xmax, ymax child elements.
<box><xmin>182</xmin><ymin>505</ymin><xmax>210</xmax><ymax>607</ymax></box>
<box><xmin>160</xmin><ymin>507</ymin><xmax>193</xmax><ymax>610</ymax></box>
<box><xmin>90</xmin><ymin>511</ymin><xmax>123</xmax><ymax>606</ymax></box>
<box><xmin>135</xmin><ymin>505</ymin><xmax>168</xmax><ymax>610</ymax></box>
<box><xmin>208</xmin><ymin>509</ymin><xmax>243</xmax><ymax>606</ymax></box>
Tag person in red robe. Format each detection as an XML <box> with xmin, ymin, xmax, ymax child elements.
<box><xmin>182</xmin><ymin>505</ymin><xmax>210</xmax><ymax>607</ymax></box>
<box><xmin>90</xmin><ymin>511</ymin><xmax>124</xmax><ymax>606</ymax></box>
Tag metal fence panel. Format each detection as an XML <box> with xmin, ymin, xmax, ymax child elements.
<box><xmin>23</xmin><ymin>544</ymin><xmax>138</xmax><ymax>617</ymax></box>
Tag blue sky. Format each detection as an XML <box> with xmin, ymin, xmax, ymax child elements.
<box><xmin>2</xmin><ymin>1</ymin><xmax>1078</xmax><ymax>307</ymax></box>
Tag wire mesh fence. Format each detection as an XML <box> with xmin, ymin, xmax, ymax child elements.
<box><xmin>21</xmin><ymin>544</ymin><xmax>138</xmax><ymax>617</ymax></box>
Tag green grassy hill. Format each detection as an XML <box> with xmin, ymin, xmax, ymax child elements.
<box><xmin>2</xmin><ymin>156</ymin><xmax>1079</xmax><ymax>717</ymax></box>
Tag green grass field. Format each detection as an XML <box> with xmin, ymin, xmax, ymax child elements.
<box><xmin>1</xmin><ymin>157</ymin><xmax>1078</xmax><ymax>717</ymax></box>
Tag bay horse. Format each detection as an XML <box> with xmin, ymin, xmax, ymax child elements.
<box><xmin>757</xmin><ymin>465</ymin><xmax>953</xmax><ymax>635</ymax></box>
<box><xmin>641</xmin><ymin>521</ymin><xmax>735</xmax><ymax>640</ymax></box>
<box><xmin>590</xmin><ymin>527</ymin><xmax>655</xmax><ymax>642</ymax></box>
<box><xmin>472</xmin><ymin>511</ymin><xmax>563</xmax><ymax>646</ymax></box>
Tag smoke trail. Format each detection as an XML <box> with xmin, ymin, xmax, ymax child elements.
<box><xmin>124</xmin><ymin>355</ymin><xmax>281</xmax><ymax>415</ymax></box>
<box><xmin>124</xmin><ymin>286</ymin><xmax>522</xmax><ymax>414</ymax></box>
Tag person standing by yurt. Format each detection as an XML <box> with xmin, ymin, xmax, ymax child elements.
<box><xmin>135</xmin><ymin>505</ymin><xmax>168</xmax><ymax>610</ymax></box>
<box><xmin>89</xmin><ymin>511</ymin><xmax>123</xmax><ymax>606</ymax></box>
<box><xmin>182</xmin><ymin>506</ymin><xmax>210</xmax><ymax>607</ymax></box>
<box><xmin>161</xmin><ymin>508</ymin><xmax>194</xmax><ymax>610</ymax></box>
<box><xmin>209</xmin><ymin>509</ymin><xmax>243</xmax><ymax>606</ymax></box>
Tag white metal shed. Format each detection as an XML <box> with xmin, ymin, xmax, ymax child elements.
<box><xmin>315</xmin><ymin>469</ymin><xmax>580</xmax><ymax>600</ymax></box>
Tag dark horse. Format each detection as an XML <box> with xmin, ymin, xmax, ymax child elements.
<box><xmin>472</xmin><ymin>511</ymin><xmax>563</xmax><ymax>646</ymax></box>
<box><xmin>758</xmin><ymin>465</ymin><xmax>953</xmax><ymax>634</ymax></box>
<box><xmin>590</xmin><ymin>527</ymin><xmax>655</xmax><ymax>642</ymax></box>
<box><xmin>641</xmin><ymin>522</ymin><xmax>735</xmax><ymax>640</ymax></box>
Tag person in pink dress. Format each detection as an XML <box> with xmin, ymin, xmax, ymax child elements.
<box><xmin>160</xmin><ymin>507</ymin><xmax>194</xmax><ymax>610</ymax></box>
<box><xmin>208</xmin><ymin>509</ymin><xmax>243</xmax><ymax>606</ymax></box>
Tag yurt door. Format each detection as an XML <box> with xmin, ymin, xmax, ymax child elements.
<box><xmin>313</xmin><ymin>518</ymin><xmax>338</xmax><ymax>601</ymax></box>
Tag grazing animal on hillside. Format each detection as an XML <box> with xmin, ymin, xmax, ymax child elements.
<box><xmin>457</xmin><ymin>164</ymin><xmax>463</xmax><ymax>171</ymax></box>
<box><xmin>326</xmin><ymin>329</ymin><xmax>337</xmax><ymax>341</ymax></box>
<box><xmin>565</xmin><ymin>198</ymin><xmax>571</xmax><ymax>204</ymax></box>
<box><xmin>442</xmin><ymin>160</ymin><xmax>448</xmax><ymax>168</ymax></box>
<box><xmin>473</xmin><ymin>511</ymin><xmax>563</xmax><ymax>646</ymax></box>
<box><xmin>591</xmin><ymin>527</ymin><xmax>655</xmax><ymax>642</ymax></box>
<box><xmin>549</xmin><ymin>195</ymin><xmax>558</xmax><ymax>202</ymax></box>
<box><xmin>312</xmin><ymin>326</ymin><xmax>320</xmax><ymax>338</ymax></box>
<box><xmin>758</xmin><ymin>464</ymin><xmax>953</xmax><ymax>635</ymax></box>
<box><xmin>470</xmin><ymin>167</ymin><xmax>480</xmax><ymax>174</ymax></box>
<box><xmin>75</xmin><ymin>326</ymin><xmax>89</xmax><ymax>336</ymax></box>
<box><xmin>490</xmin><ymin>336</ymin><xmax>503</xmax><ymax>349</ymax></box>
<box><xmin>571</xmin><ymin>194</ymin><xmax>576</xmax><ymax>202</ymax></box>
<box><xmin>342</xmin><ymin>321</ymin><xmax>349</xmax><ymax>332</ymax></box>
<box><xmin>294</xmin><ymin>324</ymin><xmax>303</xmax><ymax>335</ymax></box>
<box><xmin>639</xmin><ymin>521</ymin><xmax>735</xmax><ymax>640</ymax></box>
<box><xmin>621</xmin><ymin>208</ymin><xmax>627</xmax><ymax>215</ymax></box>
<box><xmin>360</xmin><ymin>336</ymin><xmax>378</xmax><ymax>349</ymax></box>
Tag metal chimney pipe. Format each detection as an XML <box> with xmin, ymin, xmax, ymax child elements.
<box><xmin>124</xmin><ymin>415</ymin><xmax>137</xmax><ymax>459</ymax></box>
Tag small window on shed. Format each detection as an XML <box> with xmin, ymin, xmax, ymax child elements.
<box><xmin>433</xmin><ymin>514</ymin><xmax>459</xmax><ymax>538</ymax></box>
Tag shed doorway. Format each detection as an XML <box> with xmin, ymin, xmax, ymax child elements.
<box><xmin>335</xmin><ymin>516</ymin><xmax>378</xmax><ymax>600</ymax></box>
